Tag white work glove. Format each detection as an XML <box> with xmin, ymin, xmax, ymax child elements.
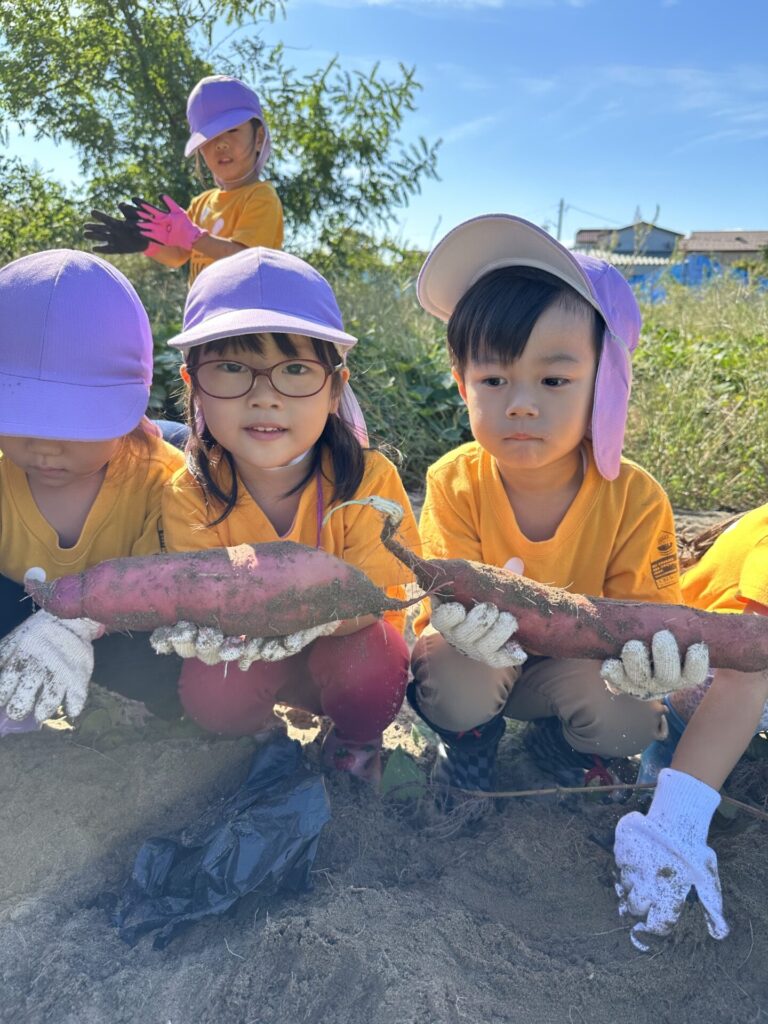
<box><xmin>430</xmin><ymin>601</ymin><xmax>527</xmax><ymax>669</ymax></box>
<box><xmin>150</xmin><ymin>619</ymin><xmax>340</xmax><ymax>669</ymax></box>
<box><xmin>601</xmin><ymin>629</ymin><xmax>710</xmax><ymax>700</ymax></box>
<box><xmin>614</xmin><ymin>767</ymin><xmax>728</xmax><ymax>951</ymax></box>
<box><xmin>0</xmin><ymin>610</ymin><xmax>104</xmax><ymax>722</ymax></box>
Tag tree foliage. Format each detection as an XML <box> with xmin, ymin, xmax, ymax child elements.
<box><xmin>0</xmin><ymin>0</ymin><xmax>439</xmax><ymax>251</ymax></box>
<box><xmin>0</xmin><ymin>156</ymin><xmax>85</xmax><ymax>262</ymax></box>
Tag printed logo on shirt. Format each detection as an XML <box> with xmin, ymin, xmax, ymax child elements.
<box><xmin>650</xmin><ymin>531</ymin><xmax>678</xmax><ymax>589</ymax></box>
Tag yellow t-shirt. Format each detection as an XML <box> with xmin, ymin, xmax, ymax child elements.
<box><xmin>681</xmin><ymin>504</ymin><xmax>768</xmax><ymax>613</ymax></box>
<box><xmin>0</xmin><ymin>434</ymin><xmax>184</xmax><ymax>584</ymax></box>
<box><xmin>415</xmin><ymin>440</ymin><xmax>682</xmax><ymax>634</ymax></box>
<box><xmin>162</xmin><ymin>450</ymin><xmax>420</xmax><ymax>632</ymax></box>
<box><xmin>187</xmin><ymin>181</ymin><xmax>283</xmax><ymax>284</ymax></box>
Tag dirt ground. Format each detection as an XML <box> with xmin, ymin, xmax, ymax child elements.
<box><xmin>1</xmin><ymin>510</ymin><xmax>767</xmax><ymax>1024</ymax></box>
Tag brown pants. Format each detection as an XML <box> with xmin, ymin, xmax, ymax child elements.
<box><xmin>411</xmin><ymin>628</ymin><xmax>667</xmax><ymax>757</ymax></box>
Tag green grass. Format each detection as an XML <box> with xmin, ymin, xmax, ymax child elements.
<box><xmin>628</xmin><ymin>275</ymin><xmax>768</xmax><ymax>511</ymax></box>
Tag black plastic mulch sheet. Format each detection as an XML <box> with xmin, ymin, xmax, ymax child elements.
<box><xmin>112</xmin><ymin>734</ymin><xmax>331</xmax><ymax>948</ymax></box>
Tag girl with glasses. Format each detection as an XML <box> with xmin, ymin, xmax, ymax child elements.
<box><xmin>153</xmin><ymin>247</ymin><xmax>420</xmax><ymax>783</ymax></box>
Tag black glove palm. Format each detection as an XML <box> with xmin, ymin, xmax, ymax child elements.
<box><xmin>83</xmin><ymin>199</ymin><xmax>167</xmax><ymax>255</ymax></box>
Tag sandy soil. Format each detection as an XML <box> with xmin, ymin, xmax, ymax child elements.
<box><xmin>1</xmin><ymin>510</ymin><xmax>767</xmax><ymax>1024</ymax></box>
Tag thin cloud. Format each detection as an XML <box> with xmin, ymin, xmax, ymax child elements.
<box><xmin>441</xmin><ymin>113</ymin><xmax>502</xmax><ymax>143</ymax></box>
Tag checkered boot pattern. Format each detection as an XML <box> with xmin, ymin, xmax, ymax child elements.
<box><xmin>406</xmin><ymin>682</ymin><xmax>505</xmax><ymax>792</ymax></box>
<box><xmin>522</xmin><ymin>716</ymin><xmax>617</xmax><ymax>787</ymax></box>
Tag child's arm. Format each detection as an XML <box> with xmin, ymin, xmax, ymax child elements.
<box><xmin>672</xmin><ymin>661</ymin><xmax>768</xmax><ymax>789</ymax></box>
<box><xmin>613</xmin><ymin>602</ymin><xmax>768</xmax><ymax>952</ymax></box>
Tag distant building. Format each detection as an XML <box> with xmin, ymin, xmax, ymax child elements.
<box><xmin>678</xmin><ymin>231</ymin><xmax>768</xmax><ymax>265</ymax></box>
<box><xmin>573</xmin><ymin>222</ymin><xmax>683</xmax><ymax>258</ymax></box>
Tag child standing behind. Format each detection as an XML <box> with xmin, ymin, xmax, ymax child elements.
<box><xmin>407</xmin><ymin>214</ymin><xmax>709</xmax><ymax>791</ymax></box>
<box><xmin>0</xmin><ymin>250</ymin><xmax>184</xmax><ymax>730</ymax></box>
<box><xmin>85</xmin><ymin>75</ymin><xmax>284</xmax><ymax>285</ymax></box>
<box><xmin>613</xmin><ymin>504</ymin><xmax>768</xmax><ymax>951</ymax></box>
<box><xmin>152</xmin><ymin>247</ymin><xmax>419</xmax><ymax>782</ymax></box>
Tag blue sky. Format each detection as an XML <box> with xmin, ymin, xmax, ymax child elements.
<box><xmin>7</xmin><ymin>0</ymin><xmax>768</xmax><ymax>248</ymax></box>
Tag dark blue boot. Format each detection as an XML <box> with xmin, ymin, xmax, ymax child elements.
<box><xmin>406</xmin><ymin>681</ymin><xmax>505</xmax><ymax>792</ymax></box>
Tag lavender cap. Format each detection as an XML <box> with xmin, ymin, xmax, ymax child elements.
<box><xmin>0</xmin><ymin>249</ymin><xmax>153</xmax><ymax>441</ymax></box>
<box><xmin>168</xmin><ymin>247</ymin><xmax>357</xmax><ymax>353</ymax></box>
<box><xmin>185</xmin><ymin>75</ymin><xmax>272</xmax><ymax>176</ymax></box>
<box><xmin>417</xmin><ymin>214</ymin><xmax>642</xmax><ymax>480</ymax></box>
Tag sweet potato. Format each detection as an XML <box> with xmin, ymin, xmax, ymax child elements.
<box><xmin>24</xmin><ymin>542</ymin><xmax>419</xmax><ymax>636</ymax></box>
<box><xmin>337</xmin><ymin>497</ymin><xmax>768</xmax><ymax>674</ymax></box>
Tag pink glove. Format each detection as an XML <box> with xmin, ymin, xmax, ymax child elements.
<box><xmin>137</xmin><ymin>195</ymin><xmax>207</xmax><ymax>251</ymax></box>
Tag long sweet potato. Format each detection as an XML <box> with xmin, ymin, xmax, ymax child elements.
<box><xmin>24</xmin><ymin>542</ymin><xmax>418</xmax><ymax>636</ymax></box>
<box><xmin>335</xmin><ymin>496</ymin><xmax>768</xmax><ymax>674</ymax></box>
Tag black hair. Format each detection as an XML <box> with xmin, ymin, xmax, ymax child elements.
<box><xmin>447</xmin><ymin>265</ymin><xmax>605</xmax><ymax>374</ymax></box>
<box><xmin>184</xmin><ymin>332</ymin><xmax>366</xmax><ymax>527</ymax></box>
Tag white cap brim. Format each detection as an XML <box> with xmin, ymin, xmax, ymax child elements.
<box><xmin>417</xmin><ymin>214</ymin><xmax>600</xmax><ymax>322</ymax></box>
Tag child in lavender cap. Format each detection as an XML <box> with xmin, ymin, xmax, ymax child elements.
<box><xmin>0</xmin><ymin>249</ymin><xmax>185</xmax><ymax>733</ymax></box>
<box><xmin>85</xmin><ymin>75</ymin><xmax>283</xmax><ymax>286</ymax></box>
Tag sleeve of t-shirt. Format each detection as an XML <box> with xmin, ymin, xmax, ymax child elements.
<box><xmin>129</xmin><ymin>441</ymin><xmax>186</xmax><ymax>557</ymax></box>
<box><xmin>738</xmin><ymin>535</ymin><xmax>768</xmax><ymax>609</ymax></box>
<box><xmin>230</xmin><ymin>187</ymin><xmax>284</xmax><ymax>250</ymax></box>
<box><xmin>336</xmin><ymin>455</ymin><xmax>419</xmax><ymax>593</ymax></box>
<box><xmin>602</xmin><ymin>478</ymin><xmax>682</xmax><ymax>604</ymax></box>
<box><xmin>418</xmin><ymin>461</ymin><xmax>484</xmax><ymax>562</ymax></box>
<box><xmin>161</xmin><ymin>467</ymin><xmax>227</xmax><ymax>553</ymax></box>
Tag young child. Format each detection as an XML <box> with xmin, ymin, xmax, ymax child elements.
<box><xmin>0</xmin><ymin>249</ymin><xmax>185</xmax><ymax>732</ymax></box>
<box><xmin>613</xmin><ymin>505</ymin><xmax>768</xmax><ymax>951</ymax></box>
<box><xmin>150</xmin><ymin>246</ymin><xmax>419</xmax><ymax>782</ymax></box>
<box><xmin>407</xmin><ymin>214</ymin><xmax>709</xmax><ymax>792</ymax></box>
<box><xmin>84</xmin><ymin>75</ymin><xmax>284</xmax><ymax>285</ymax></box>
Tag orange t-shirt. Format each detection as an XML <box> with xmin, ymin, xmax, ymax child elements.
<box><xmin>160</xmin><ymin>181</ymin><xmax>284</xmax><ymax>283</ymax></box>
<box><xmin>0</xmin><ymin>434</ymin><xmax>184</xmax><ymax>583</ymax></box>
<box><xmin>681</xmin><ymin>504</ymin><xmax>768</xmax><ymax>614</ymax></box>
<box><xmin>415</xmin><ymin>440</ymin><xmax>682</xmax><ymax>634</ymax></box>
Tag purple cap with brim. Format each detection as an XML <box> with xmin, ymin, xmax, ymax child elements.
<box><xmin>184</xmin><ymin>75</ymin><xmax>272</xmax><ymax>176</ymax></box>
<box><xmin>168</xmin><ymin>247</ymin><xmax>358</xmax><ymax>353</ymax></box>
<box><xmin>417</xmin><ymin>214</ymin><xmax>642</xmax><ymax>481</ymax></box>
<box><xmin>0</xmin><ymin>250</ymin><xmax>153</xmax><ymax>441</ymax></box>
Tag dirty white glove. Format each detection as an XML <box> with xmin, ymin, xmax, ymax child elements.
<box><xmin>0</xmin><ymin>610</ymin><xmax>104</xmax><ymax>721</ymax></box>
<box><xmin>614</xmin><ymin>767</ymin><xmax>728</xmax><ymax>951</ymax></box>
<box><xmin>430</xmin><ymin>602</ymin><xmax>527</xmax><ymax>669</ymax></box>
<box><xmin>150</xmin><ymin>619</ymin><xmax>340</xmax><ymax>669</ymax></box>
<box><xmin>601</xmin><ymin>629</ymin><xmax>710</xmax><ymax>700</ymax></box>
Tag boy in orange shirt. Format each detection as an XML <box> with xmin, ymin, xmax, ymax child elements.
<box><xmin>408</xmin><ymin>214</ymin><xmax>709</xmax><ymax>791</ymax></box>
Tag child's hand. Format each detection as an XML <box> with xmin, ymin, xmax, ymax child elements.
<box><xmin>601</xmin><ymin>629</ymin><xmax>709</xmax><ymax>700</ymax></box>
<box><xmin>84</xmin><ymin>208</ymin><xmax>154</xmax><ymax>254</ymax></box>
<box><xmin>136</xmin><ymin>194</ymin><xmax>207</xmax><ymax>251</ymax></box>
<box><xmin>430</xmin><ymin>601</ymin><xmax>527</xmax><ymax>669</ymax></box>
<box><xmin>150</xmin><ymin>620</ymin><xmax>340</xmax><ymax>669</ymax></box>
<box><xmin>0</xmin><ymin>610</ymin><xmax>104</xmax><ymax>721</ymax></box>
<box><xmin>614</xmin><ymin>768</ymin><xmax>728</xmax><ymax>950</ymax></box>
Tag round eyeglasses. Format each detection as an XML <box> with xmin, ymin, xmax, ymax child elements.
<box><xmin>188</xmin><ymin>358</ymin><xmax>343</xmax><ymax>399</ymax></box>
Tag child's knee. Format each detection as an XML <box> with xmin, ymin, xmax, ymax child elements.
<box><xmin>562</xmin><ymin>693</ymin><xmax>668</xmax><ymax>757</ymax></box>
<box><xmin>308</xmin><ymin>622</ymin><xmax>409</xmax><ymax>739</ymax></box>
<box><xmin>410</xmin><ymin>636</ymin><xmax>517</xmax><ymax>733</ymax></box>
